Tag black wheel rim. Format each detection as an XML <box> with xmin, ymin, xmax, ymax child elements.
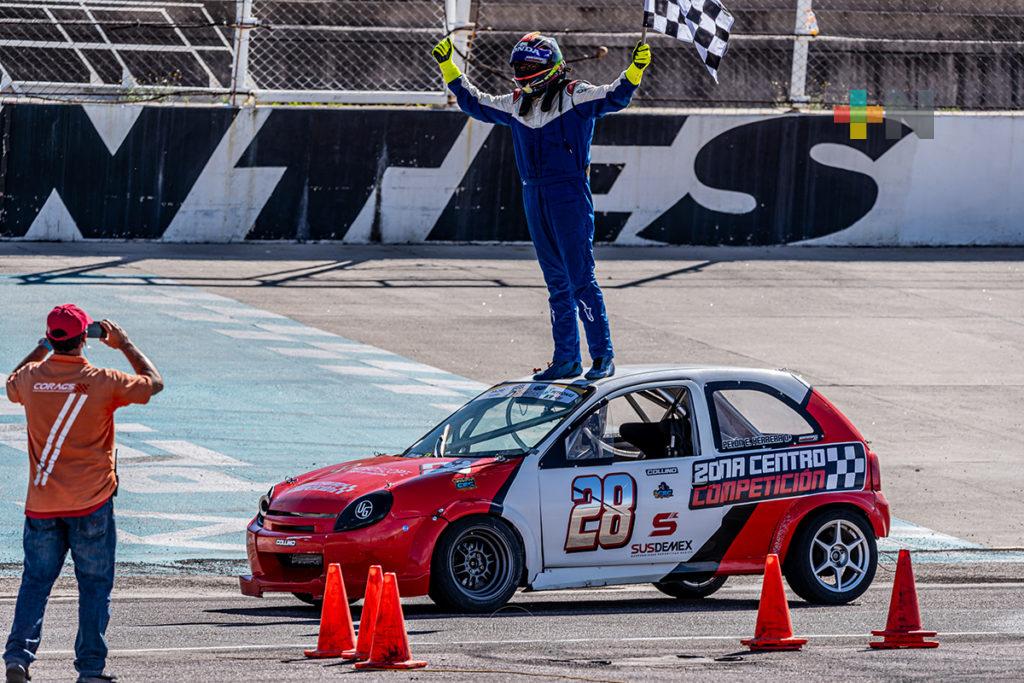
<box><xmin>448</xmin><ymin>525</ymin><xmax>514</xmax><ymax>603</ymax></box>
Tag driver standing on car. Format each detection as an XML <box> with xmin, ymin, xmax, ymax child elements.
<box><xmin>431</xmin><ymin>32</ymin><xmax>651</xmax><ymax>381</ymax></box>
<box><xmin>4</xmin><ymin>305</ymin><xmax>163</xmax><ymax>683</ymax></box>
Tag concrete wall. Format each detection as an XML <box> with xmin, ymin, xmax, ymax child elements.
<box><xmin>0</xmin><ymin>102</ymin><xmax>1021</xmax><ymax>246</ymax></box>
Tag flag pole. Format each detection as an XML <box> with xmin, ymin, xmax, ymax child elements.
<box><xmin>640</xmin><ymin>26</ymin><xmax>648</xmax><ymax>43</ymax></box>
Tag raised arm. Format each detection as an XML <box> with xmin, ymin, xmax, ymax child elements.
<box><xmin>571</xmin><ymin>41</ymin><xmax>651</xmax><ymax>119</ymax></box>
<box><xmin>101</xmin><ymin>320</ymin><xmax>164</xmax><ymax>395</ymax></box>
<box><xmin>432</xmin><ymin>36</ymin><xmax>515</xmax><ymax>127</ymax></box>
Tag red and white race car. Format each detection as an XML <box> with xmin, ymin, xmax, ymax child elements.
<box><xmin>240</xmin><ymin>366</ymin><xmax>890</xmax><ymax>612</ymax></box>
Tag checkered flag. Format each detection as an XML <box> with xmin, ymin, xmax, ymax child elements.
<box><xmin>643</xmin><ymin>0</ymin><xmax>734</xmax><ymax>83</ymax></box>
<box><xmin>825</xmin><ymin>446</ymin><xmax>866</xmax><ymax>491</ymax></box>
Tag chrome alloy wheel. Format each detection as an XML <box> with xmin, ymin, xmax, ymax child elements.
<box><xmin>448</xmin><ymin>524</ymin><xmax>515</xmax><ymax>603</ymax></box>
<box><xmin>809</xmin><ymin>518</ymin><xmax>870</xmax><ymax>594</ymax></box>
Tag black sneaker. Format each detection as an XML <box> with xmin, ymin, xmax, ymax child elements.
<box><xmin>5</xmin><ymin>664</ymin><xmax>29</xmax><ymax>683</ymax></box>
<box><xmin>76</xmin><ymin>674</ymin><xmax>117</xmax><ymax>683</ymax></box>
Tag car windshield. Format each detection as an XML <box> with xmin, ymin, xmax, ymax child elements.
<box><xmin>404</xmin><ymin>382</ymin><xmax>592</xmax><ymax>458</ymax></box>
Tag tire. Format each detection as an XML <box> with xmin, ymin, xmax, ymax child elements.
<box><xmin>429</xmin><ymin>516</ymin><xmax>523</xmax><ymax>614</ymax></box>
<box><xmin>783</xmin><ymin>508</ymin><xmax>877</xmax><ymax>605</ymax></box>
<box><xmin>654</xmin><ymin>575</ymin><xmax>727</xmax><ymax>600</ymax></box>
<box><xmin>292</xmin><ymin>592</ymin><xmax>321</xmax><ymax>607</ymax></box>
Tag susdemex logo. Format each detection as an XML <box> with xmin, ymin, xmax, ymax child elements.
<box><xmin>33</xmin><ymin>382</ymin><xmax>89</xmax><ymax>393</ymax></box>
<box><xmin>630</xmin><ymin>539</ymin><xmax>693</xmax><ymax>557</ymax></box>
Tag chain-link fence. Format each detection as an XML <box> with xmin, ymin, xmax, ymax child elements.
<box><xmin>0</xmin><ymin>0</ymin><xmax>1021</xmax><ymax>108</ymax></box>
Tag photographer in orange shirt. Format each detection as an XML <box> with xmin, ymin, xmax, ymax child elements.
<box><xmin>4</xmin><ymin>304</ymin><xmax>163</xmax><ymax>683</ymax></box>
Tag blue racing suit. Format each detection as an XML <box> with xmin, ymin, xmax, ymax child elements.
<box><xmin>447</xmin><ymin>73</ymin><xmax>638</xmax><ymax>363</ymax></box>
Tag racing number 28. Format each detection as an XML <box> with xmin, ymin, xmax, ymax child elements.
<box><xmin>564</xmin><ymin>473</ymin><xmax>637</xmax><ymax>552</ymax></box>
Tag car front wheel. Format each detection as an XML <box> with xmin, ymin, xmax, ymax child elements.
<box><xmin>784</xmin><ymin>508</ymin><xmax>877</xmax><ymax>605</ymax></box>
<box><xmin>429</xmin><ymin>516</ymin><xmax>523</xmax><ymax>613</ymax></box>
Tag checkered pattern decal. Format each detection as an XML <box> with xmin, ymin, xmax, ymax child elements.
<box><xmin>643</xmin><ymin>0</ymin><xmax>734</xmax><ymax>82</ymax></box>
<box><xmin>826</xmin><ymin>445</ymin><xmax>867</xmax><ymax>490</ymax></box>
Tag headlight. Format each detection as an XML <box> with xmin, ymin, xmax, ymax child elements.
<box><xmin>257</xmin><ymin>486</ymin><xmax>275</xmax><ymax>524</ymax></box>
<box><xmin>334</xmin><ymin>491</ymin><xmax>392</xmax><ymax>532</ymax></box>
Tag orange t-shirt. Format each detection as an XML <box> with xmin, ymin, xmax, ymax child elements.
<box><xmin>6</xmin><ymin>354</ymin><xmax>154</xmax><ymax>517</ymax></box>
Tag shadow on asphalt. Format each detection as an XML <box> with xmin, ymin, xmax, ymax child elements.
<box><xmin>6</xmin><ymin>243</ymin><xmax>1024</xmax><ymax>292</ymax></box>
<box><xmin>204</xmin><ymin>596</ymin><xmax>831</xmax><ymax>624</ymax></box>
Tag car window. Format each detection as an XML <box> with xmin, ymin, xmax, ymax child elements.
<box><xmin>404</xmin><ymin>382</ymin><xmax>592</xmax><ymax>458</ymax></box>
<box><xmin>711</xmin><ymin>388</ymin><xmax>817</xmax><ymax>451</ymax></box>
<box><xmin>566</xmin><ymin>386</ymin><xmax>697</xmax><ymax>463</ymax></box>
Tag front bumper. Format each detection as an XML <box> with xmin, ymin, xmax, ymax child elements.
<box><xmin>240</xmin><ymin>513</ymin><xmax>441</xmax><ymax>600</ymax></box>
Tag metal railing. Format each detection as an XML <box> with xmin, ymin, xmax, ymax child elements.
<box><xmin>0</xmin><ymin>0</ymin><xmax>1021</xmax><ymax>108</ymax></box>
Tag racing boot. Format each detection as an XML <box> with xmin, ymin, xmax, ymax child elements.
<box><xmin>5</xmin><ymin>664</ymin><xmax>29</xmax><ymax>683</ymax></box>
<box><xmin>533</xmin><ymin>360</ymin><xmax>582</xmax><ymax>381</ymax></box>
<box><xmin>585</xmin><ymin>357</ymin><xmax>615</xmax><ymax>381</ymax></box>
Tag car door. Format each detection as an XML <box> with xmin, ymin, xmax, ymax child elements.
<box><xmin>538</xmin><ymin>382</ymin><xmax>701</xmax><ymax>569</ymax></box>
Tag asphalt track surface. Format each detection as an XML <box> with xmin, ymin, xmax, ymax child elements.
<box><xmin>2</xmin><ymin>571</ymin><xmax>1023</xmax><ymax>681</ymax></box>
<box><xmin>1</xmin><ymin>244</ymin><xmax>1023</xmax><ymax>680</ymax></box>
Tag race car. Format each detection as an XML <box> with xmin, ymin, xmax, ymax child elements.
<box><xmin>239</xmin><ymin>365</ymin><xmax>889</xmax><ymax>612</ymax></box>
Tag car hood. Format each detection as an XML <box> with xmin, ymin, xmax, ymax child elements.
<box><xmin>267</xmin><ymin>455</ymin><xmax>494</xmax><ymax>515</ymax></box>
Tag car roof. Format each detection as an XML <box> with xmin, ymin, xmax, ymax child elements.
<box><xmin>510</xmin><ymin>364</ymin><xmax>812</xmax><ymax>403</ymax></box>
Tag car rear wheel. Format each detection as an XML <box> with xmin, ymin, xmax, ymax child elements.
<box><xmin>784</xmin><ymin>508</ymin><xmax>877</xmax><ymax>605</ymax></box>
<box><xmin>654</xmin><ymin>575</ymin><xmax>727</xmax><ymax>600</ymax></box>
<box><xmin>429</xmin><ymin>517</ymin><xmax>523</xmax><ymax>613</ymax></box>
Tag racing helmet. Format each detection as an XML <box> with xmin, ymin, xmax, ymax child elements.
<box><xmin>509</xmin><ymin>32</ymin><xmax>565</xmax><ymax>93</ymax></box>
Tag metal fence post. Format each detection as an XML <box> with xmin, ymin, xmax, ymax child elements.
<box><xmin>230</xmin><ymin>0</ymin><xmax>256</xmax><ymax>106</ymax></box>
<box><xmin>789</xmin><ymin>0</ymin><xmax>814</xmax><ymax>105</ymax></box>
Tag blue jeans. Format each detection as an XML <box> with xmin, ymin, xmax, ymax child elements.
<box><xmin>4</xmin><ymin>499</ymin><xmax>115</xmax><ymax>677</ymax></box>
<box><xmin>522</xmin><ymin>177</ymin><xmax>613</xmax><ymax>364</ymax></box>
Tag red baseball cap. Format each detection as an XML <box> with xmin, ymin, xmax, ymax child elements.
<box><xmin>46</xmin><ymin>304</ymin><xmax>93</xmax><ymax>341</ymax></box>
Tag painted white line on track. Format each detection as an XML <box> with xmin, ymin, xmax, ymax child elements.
<box><xmin>364</xmin><ymin>359</ymin><xmax>449</xmax><ymax>375</ymax></box>
<box><xmin>117</xmin><ymin>295</ymin><xmax>191</xmax><ymax>306</ymax></box>
<box><xmin>310</xmin><ymin>341</ymin><xmax>392</xmax><ymax>355</ymax></box>
<box><xmin>159</xmin><ymin>289</ymin><xmax>234</xmax><ymax>303</ymax></box>
<box><xmin>431</xmin><ymin>403</ymin><xmax>464</xmax><ymax>413</ymax></box>
<box><xmin>420</xmin><ymin>377</ymin><xmax>488</xmax><ymax>392</ymax></box>
<box><xmin>268</xmin><ymin>347</ymin><xmax>345</xmax><ymax>359</ymax></box>
<box><xmin>203</xmin><ymin>305</ymin><xmax>286</xmax><ymax>319</ymax></box>
<box><xmin>37</xmin><ymin>631</ymin><xmax>1024</xmax><ymax>656</ymax></box>
<box><xmin>214</xmin><ymin>329</ymin><xmax>295</xmax><ymax>342</ymax></box>
<box><xmin>257</xmin><ymin>323</ymin><xmax>334</xmax><ymax>337</ymax></box>
<box><xmin>116</xmin><ymin>423</ymin><xmax>155</xmax><ymax>433</ymax></box>
<box><xmin>882</xmin><ymin>519</ymin><xmax>984</xmax><ymax>551</ymax></box>
<box><xmin>0</xmin><ymin>396</ymin><xmax>23</xmax><ymax>416</ymax></box>
<box><xmin>320</xmin><ymin>364</ymin><xmax>401</xmax><ymax>378</ymax></box>
<box><xmin>374</xmin><ymin>383</ymin><xmax>462</xmax><ymax>397</ymax></box>
<box><xmin>165</xmin><ymin>310</ymin><xmax>238</xmax><ymax>324</ymax></box>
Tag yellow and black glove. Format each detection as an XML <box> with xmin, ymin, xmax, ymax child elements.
<box><xmin>625</xmin><ymin>41</ymin><xmax>651</xmax><ymax>86</ymax></box>
<box><xmin>432</xmin><ymin>36</ymin><xmax>462</xmax><ymax>84</ymax></box>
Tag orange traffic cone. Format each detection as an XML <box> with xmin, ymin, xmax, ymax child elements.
<box><xmin>741</xmin><ymin>554</ymin><xmax>808</xmax><ymax>651</ymax></box>
<box><xmin>870</xmin><ymin>549</ymin><xmax>938</xmax><ymax>649</ymax></box>
<box><xmin>354</xmin><ymin>572</ymin><xmax>427</xmax><ymax>670</ymax></box>
<box><xmin>304</xmin><ymin>563</ymin><xmax>357</xmax><ymax>658</ymax></box>
<box><xmin>341</xmin><ymin>565</ymin><xmax>384</xmax><ymax>661</ymax></box>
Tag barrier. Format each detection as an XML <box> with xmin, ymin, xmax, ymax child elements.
<box><xmin>1</xmin><ymin>102</ymin><xmax>1021</xmax><ymax>245</ymax></box>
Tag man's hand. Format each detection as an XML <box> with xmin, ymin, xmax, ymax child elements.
<box><xmin>100</xmin><ymin>319</ymin><xmax>129</xmax><ymax>350</ymax></box>
<box><xmin>626</xmin><ymin>41</ymin><xmax>651</xmax><ymax>86</ymax></box>
<box><xmin>101</xmin><ymin>320</ymin><xmax>164</xmax><ymax>395</ymax></box>
<box><xmin>432</xmin><ymin>36</ymin><xmax>462</xmax><ymax>84</ymax></box>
